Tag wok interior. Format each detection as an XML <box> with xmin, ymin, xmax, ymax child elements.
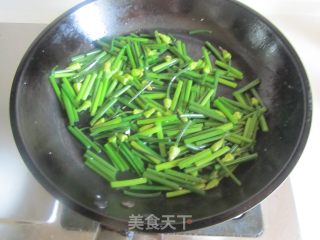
<box><xmin>13</xmin><ymin>0</ymin><xmax>307</xmax><ymax>229</ymax></box>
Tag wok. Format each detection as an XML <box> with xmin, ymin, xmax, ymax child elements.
<box><xmin>10</xmin><ymin>0</ymin><xmax>312</xmax><ymax>232</ymax></box>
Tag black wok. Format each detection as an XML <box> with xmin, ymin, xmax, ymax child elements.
<box><xmin>10</xmin><ymin>0</ymin><xmax>312</xmax><ymax>232</ymax></box>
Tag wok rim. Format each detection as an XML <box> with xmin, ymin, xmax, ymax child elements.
<box><xmin>9</xmin><ymin>0</ymin><xmax>312</xmax><ymax>232</ymax></box>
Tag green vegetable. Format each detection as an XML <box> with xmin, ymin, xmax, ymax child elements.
<box><xmin>143</xmin><ymin>171</ymin><xmax>180</xmax><ymax>190</ymax></box>
<box><xmin>85</xmin><ymin>157</ymin><xmax>116</xmax><ymax>182</ymax></box>
<box><xmin>129</xmin><ymin>185</ymin><xmax>172</xmax><ymax>191</ymax></box>
<box><xmin>49</xmin><ymin>31</ymin><xmax>269</xmax><ymax>199</ymax></box>
<box><xmin>123</xmin><ymin>190</ymin><xmax>161</xmax><ymax>198</ymax></box>
<box><xmin>111</xmin><ymin>178</ymin><xmax>147</xmax><ymax>188</ymax></box>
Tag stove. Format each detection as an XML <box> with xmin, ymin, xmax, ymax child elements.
<box><xmin>0</xmin><ymin>23</ymin><xmax>301</xmax><ymax>240</ymax></box>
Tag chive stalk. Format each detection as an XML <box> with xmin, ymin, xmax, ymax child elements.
<box><xmin>49</xmin><ymin>31</ymin><xmax>269</xmax><ymax>198</ymax></box>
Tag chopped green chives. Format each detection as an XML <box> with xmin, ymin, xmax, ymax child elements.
<box><xmin>179</xmin><ymin>113</ymin><xmax>205</xmax><ymax>119</ymax></box>
<box><xmin>215</xmin><ymin>60</ymin><xmax>244</xmax><ymax>79</ymax></box>
<box><xmin>194</xmin><ymin>135</ymin><xmax>226</xmax><ymax>148</ymax></box>
<box><xmin>76</xmin><ymin>74</ymin><xmax>92</xmax><ymax>102</ymax></box>
<box><xmin>170</xmin><ymin>80</ymin><xmax>183</xmax><ymax>111</ymax></box>
<box><xmin>84</xmin><ymin>150</ymin><xmax>117</xmax><ymax>173</ymax></box>
<box><xmin>175</xmin><ymin>120</ymin><xmax>192</xmax><ymax>145</ymax></box>
<box><xmin>111</xmin><ymin>178</ymin><xmax>147</xmax><ymax>188</ymax></box>
<box><xmin>214</xmin><ymin>99</ymin><xmax>238</xmax><ymax>124</ymax></box>
<box><xmin>91</xmin><ymin>117</ymin><xmax>121</xmax><ymax>129</ymax></box>
<box><xmin>71</xmin><ymin>50</ymin><xmax>100</xmax><ymax>62</ymax></box>
<box><xmin>152</xmin><ymin>58</ymin><xmax>179</xmax><ymax>73</ymax></box>
<box><xmin>112</xmin><ymin>46</ymin><xmax>126</xmax><ymax>70</ymax></box>
<box><xmin>224</xmin><ymin>153</ymin><xmax>258</xmax><ymax>166</ymax></box>
<box><xmin>99</xmin><ymin>74</ymin><xmax>112</xmax><ymax>104</ymax></box>
<box><xmin>126</xmin><ymin>88</ymin><xmax>146</xmax><ymax>109</ymax></box>
<box><xmin>90</xmin><ymin>122</ymin><xmax>130</xmax><ymax>136</ymax></box>
<box><xmin>205</xmin><ymin>41</ymin><xmax>223</xmax><ymax>62</ymax></box>
<box><xmin>165</xmin><ymin>124</ymin><xmax>203</xmax><ymax>137</ymax></box>
<box><xmin>52</xmin><ymin>72</ymin><xmax>76</xmax><ymax>78</ymax></box>
<box><xmin>90</xmin><ymin>81</ymin><xmax>104</xmax><ymax>116</ymax></box>
<box><xmin>105</xmin><ymin>79</ymin><xmax>119</xmax><ymax>98</ymax></box>
<box><xmin>178</xmin><ymin>149</ymin><xmax>212</xmax><ymax>169</ymax></box>
<box><xmin>184</xmin><ymin>162</ymin><xmax>212</xmax><ymax>173</ymax></box>
<box><xmin>143</xmin><ymin>171</ymin><xmax>180</xmax><ymax>190</ymax></box>
<box><xmin>143</xmin><ymin>93</ymin><xmax>167</xmax><ymax>99</ymax></box>
<box><xmin>184</xmin><ymin>129</ymin><xmax>225</xmax><ymax>145</ymax></box>
<box><xmin>164</xmin><ymin>169</ymin><xmax>204</xmax><ymax>183</ymax></box>
<box><xmin>123</xmin><ymin>190</ymin><xmax>161</xmax><ymax>198</ymax></box>
<box><xmin>104</xmin><ymin>143</ymin><xmax>129</xmax><ymax>172</ymax></box>
<box><xmin>156</xmin><ymin>122</ymin><xmax>167</xmax><ymax>157</ymax></box>
<box><xmin>166</xmin><ymin>183</ymin><xmax>205</xmax><ymax>198</ymax></box>
<box><xmin>248</xmin><ymin>112</ymin><xmax>259</xmax><ymax>139</ymax></box>
<box><xmin>177</xmin><ymin>80</ymin><xmax>187</xmax><ymax>111</ymax></box>
<box><xmin>219</xmin><ymin>96</ymin><xmax>254</xmax><ymax>111</ymax></box>
<box><xmin>117</xmin><ymin>97</ymin><xmax>138</xmax><ymax>109</ymax></box>
<box><xmin>233</xmin><ymin>92</ymin><xmax>248</xmax><ymax>105</ymax></box>
<box><xmin>82</xmin><ymin>72</ymin><xmax>98</xmax><ymax>100</ymax></box>
<box><xmin>85</xmin><ymin>157</ymin><xmax>115</xmax><ymax>181</ymax></box>
<box><xmin>127</xmin><ymin>81</ymin><xmax>152</xmax><ymax>104</ymax></box>
<box><xmin>217</xmin><ymin>159</ymin><xmax>242</xmax><ymax>186</ymax></box>
<box><xmin>169</xmin><ymin>46</ymin><xmax>191</xmax><ymax>62</ymax></box>
<box><xmin>217</xmin><ymin>99</ymin><xmax>239</xmax><ymax>113</ymax></box>
<box><xmin>195</xmin><ymin>146</ymin><xmax>230</xmax><ymax>166</ymax></box>
<box><xmin>176</xmin><ymin>40</ymin><xmax>183</xmax><ymax>54</ymax></box>
<box><xmin>200</xmin><ymin>89</ymin><xmax>216</xmax><ymax>106</ymax></box>
<box><xmin>226</xmin><ymin>133</ymin><xmax>253</xmax><ymax>145</ymax></box>
<box><xmin>202</xmin><ymin>47</ymin><xmax>213</xmax><ymax>73</ymax></box>
<box><xmin>61</xmin><ymin>77</ymin><xmax>76</xmax><ymax>98</ymax></box>
<box><xmin>259</xmin><ymin>114</ymin><xmax>269</xmax><ymax>132</ymax></box>
<box><xmin>166</xmin><ymin>189</ymin><xmax>192</xmax><ymax>198</ymax></box>
<box><xmin>49</xmin><ymin>31</ymin><xmax>269</xmax><ymax>198</ymax></box>
<box><xmin>49</xmin><ymin>75</ymin><xmax>62</xmax><ymax>102</ymax></box>
<box><xmin>234</xmin><ymin>79</ymin><xmax>261</xmax><ymax>94</ymax></box>
<box><xmin>61</xmin><ymin>90</ymin><xmax>78</xmax><ymax>125</ymax></box>
<box><xmin>250</xmin><ymin>88</ymin><xmax>266</xmax><ymax>108</ymax></box>
<box><xmin>129</xmin><ymin>185</ymin><xmax>172</xmax><ymax>191</ymax></box>
<box><xmin>61</xmin><ymin>83</ymin><xmax>76</xmax><ymax>106</ymax></box>
<box><xmin>137</xmin><ymin>125</ymin><xmax>161</xmax><ymax>136</ymax></box>
<box><xmin>189</xmin><ymin>102</ymin><xmax>227</xmax><ymax>123</ymax></box>
<box><xmin>180</xmin><ymin>183</ymin><xmax>206</xmax><ymax>196</ymax></box>
<box><xmin>217</xmin><ymin>77</ymin><xmax>238</xmax><ymax>88</ymax></box>
<box><xmin>91</xmin><ymin>70</ymin><xmax>103</xmax><ymax>98</ymax></box>
<box><xmin>205</xmin><ymin>178</ymin><xmax>220</xmax><ymax>190</ymax></box>
<box><xmin>243</xmin><ymin>117</ymin><xmax>253</xmax><ymax>139</ymax></box>
<box><xmin>119</xmin><ymin>36</ymin><xmax>150</xmax><ymax>43</ymax></box>
<box><xmin>181</xmin><ymin>42</ymin><xmax>189</xmax><ymax>59</ymax></box>
<box><xmin>112</xmin><ymin>85</ymin><xmax>132</xmax><ymax>98</ymax></box>
<box><xmin>146</xmin><ymin>168</ymin><xmax>194</xmax><ymax>186</ymax></box>
<box><xmin>90</xmin><ymin>98</ymin><xmax>118</xmax><ymax>125</ymax></box>
<box><xmin>133</xmin><ymin>42</ymin><xmax>142</xmax><ymax>67</ymax></box>
<box><xmin>137</xmin><ymin>115</ymin><xmax>178</xmax><ymax>125</ymax></box>
<box><xmin>183</xmin><ymin>123</ymin><xmax>233</xmax><ymax>144</ymax></box>
<box><xmin>154</xmin><ymin>158</ymin><xmax>183</xmax><ymax>171</ymax></box>
<box><xmin>130</xmin><ymin>140</ymin><xmax>164</xmax><ymax>164</ymax></box>
<box><xmin>126</xmin><ymin>44</ymin><xmax>137</xmax><ymax>68</ymax></box>
<box><xmin>68</xmin><ymin>126</ymin><xmax>101</xmax><ymax>152</ymax></box>
<box><xmin>181</xmin><ymin>80</ymin><xmax>193</xmax><ymax>110</ymax></box>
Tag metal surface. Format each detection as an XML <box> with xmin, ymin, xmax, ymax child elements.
<box><xmin>183</xmin><ymin>206</ymin><xmax>263</xmax><ymax>237</ymax></box>
<box><xmin>9</xmin><ymin>0</ymin><xmax>312</xmax><ymax>232</ymax></box>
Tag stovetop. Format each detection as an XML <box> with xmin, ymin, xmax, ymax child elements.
<box><xmin>0</xmin><ymin>23</ymin><xmax>300</xmax><ymax>240</ymax></box>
